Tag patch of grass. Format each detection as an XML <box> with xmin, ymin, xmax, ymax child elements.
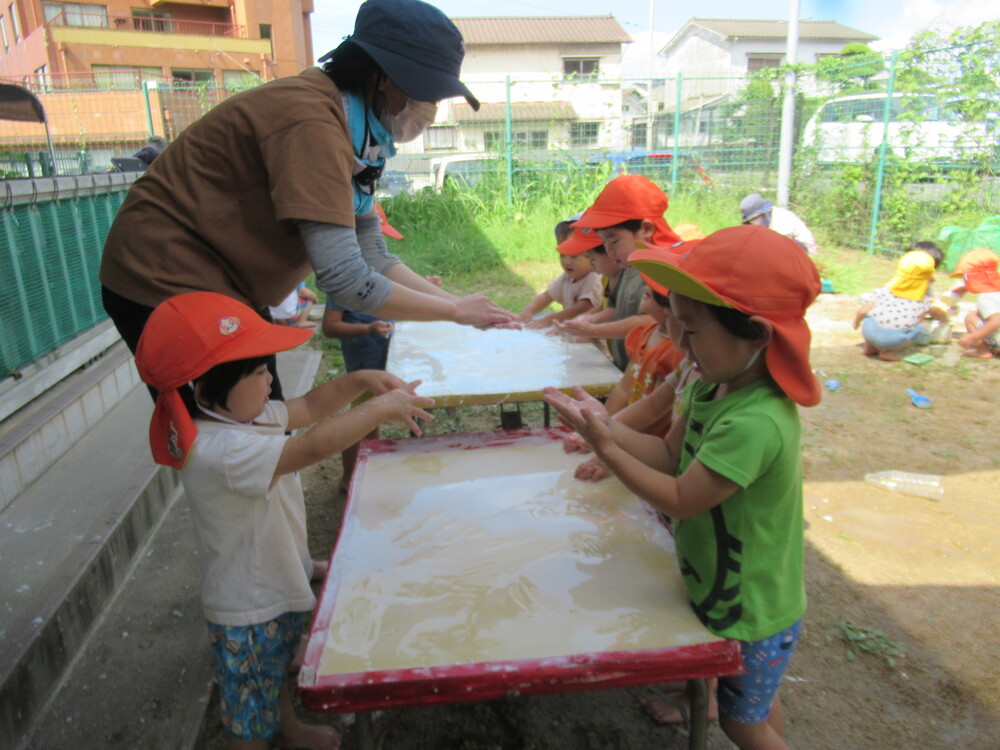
<box><xmin>836</xmin><ymin>620</ymin><xmax>904</xmax><ymax>668</ymax></box>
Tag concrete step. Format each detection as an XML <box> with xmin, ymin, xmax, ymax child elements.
<box><xmin>0</xmin><ymin>340</ymin><xmax>141</xmax><ymax>515</ymax></box>
<box><xmin>0</xmin><ymin>347</ymin><xmax>322</xmax><ymax>750</ymax></box>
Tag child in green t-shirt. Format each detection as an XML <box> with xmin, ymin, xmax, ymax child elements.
<box><xmin>544</xmin><ymin>225</ymin><xmax>822</xmax><ymax>750</ymax></box>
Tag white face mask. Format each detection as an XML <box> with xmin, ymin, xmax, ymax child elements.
<box><xmin>382</xmin><ymin>99</ymin><xmax>438</xmax><ymax>143</ymax></box>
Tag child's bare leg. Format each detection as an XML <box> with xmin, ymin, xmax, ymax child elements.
<box><xmin>641</xmin><ymin>679</ymin><xmax>717</xmax><ymax>723</ymax></box>
<box><xmin>719</xmin><ymin>691</ymin><xmax>787</xmax><ymax>750</ymax></box>
<box><xmin>960</xmin><ymin>312</ymin><xmax>994</xmax><ymax>357</ymax></box>
<box><xmin>876</xmin><ymin>348</ymin><xmax>905</xmax><ymax>361</ymax></box>
<box><xmin>860</xmin><ymin>342</ymin><xmax>879</xmax><ymax>356</ymax></box>
<box><xmin>276</xmin><ymin>683</ymin><xmax>340</xmax><ymax>750</ymax></box>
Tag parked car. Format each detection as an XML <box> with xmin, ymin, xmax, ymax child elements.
<box><xmin>375</xmin><ymin>168</ymin><xmax>413</xmax><ymax>198</ymax></box>
<box><xmin>587</xmin><ymin>150</ymin><xmax>713</xmax><ymax>185</ymax></box>
<box><xmin>801</xmin><ymin>92</ymin><xmax>998</xmax><ymax>164</ymax></box>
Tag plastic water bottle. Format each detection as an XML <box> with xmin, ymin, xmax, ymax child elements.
<box><xmin>864</xmin><ymin>471</ymin><xmax>944</xmax><ymax>501</ymax></box>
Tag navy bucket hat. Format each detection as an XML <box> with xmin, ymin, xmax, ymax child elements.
<box><xmin>322</xmin><ymin>0</ymin><xmax>480</xmax><ymax>111</ymax></box>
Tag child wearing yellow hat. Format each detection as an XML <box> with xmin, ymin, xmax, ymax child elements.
<box><xmin>852</xmin><ymin>249</ymin><xmax>949</xmax><ymax>361</ymax></box>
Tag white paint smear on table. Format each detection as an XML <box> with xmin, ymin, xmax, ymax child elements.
<box><xmin>385</xmin><ymin>321</ymin><xmax>621</xmax><ymax>400</ymax></box>
<box><xmin>318</xmin><ymin>441</ymin><xmax>720</xmax><ymax>676</ymax></box>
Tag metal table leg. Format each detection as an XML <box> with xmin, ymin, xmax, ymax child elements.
<box><xmin>687</xmin><ymin>678</ymin><xmax>709</xmax><ymax>750</ymax></box>
<box><xmin>356</xmin><ymin>711</ymin><xmax>376</xmax><ymax>750</ymax></box>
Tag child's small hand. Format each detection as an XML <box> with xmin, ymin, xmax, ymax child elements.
<box><xmin>374</xmin><ymin>388</ymin><xmax>435</xmax><ymax>436</ymax></box>
<box><xmin>357</xmin><ymin>370</ymin><xmax>412</xmax><ymax>395</ymax></box>
<box><xmin>543</xmin><ymin>386</ymin><xmax>609</xmax><ymax>437</ymax></box>
<box><xmin>957</xmin><ymin>332</ymin><xmax>977</xmax><ymax>349</ymax></box>
<box><xmin>524</xmin><ymin>316</ymin><xmax>551</xmax><ymax>330</ymax></box>
<box><xmin>574</xmin><ymin>456</ymin><xmax>609</xmax><ymax>482</ymax></box>
<box><xmin>367</xmin><ymin>320</ymin><xmax>395</xmax><ymax>338</ymax></box>
<box><xmin>562</xmin><ymin>432</ymin><xmax>591</xmax><ymax>454</ymax></box>
<box><xmin>553</xmin><ymin>318</ymin><xmax>593</xmax><ymax>338</ymax></box>
<box><xmin>424</xmin><ymin>275</ymin><xmax>443</xmax><ymax>288</ymax></box>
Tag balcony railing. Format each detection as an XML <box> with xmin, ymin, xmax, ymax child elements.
<box><xmin>45</xmin><ymin>10</ymin><xmax>246</xmax><ymax>38</ymax></box>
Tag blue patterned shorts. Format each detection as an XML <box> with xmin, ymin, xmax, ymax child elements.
<box><xmin>718</xmin><ymin>619</ymin><xmax>802</xmax><ymax>725</ymax></box>
<box><xmin>206</xmin><ymin>612</ymin><xmax>308</xmax><ymax>742</ymax></box>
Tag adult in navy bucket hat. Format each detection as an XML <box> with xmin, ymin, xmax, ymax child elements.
<box><xmin>101</xmin><ymin>0</ymin><xmax>511</xmax><ymax>406</ymax></box>
<box><xmin>323</xmin><ymin>0</ymin><xmax>480</xmax><ymax>110</ymax></box>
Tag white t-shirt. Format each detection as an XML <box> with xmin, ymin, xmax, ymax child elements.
<box><xmin>180</xmin><ymin>401</ymin><xmax>315</xmax><ymax>626</ymax></box>
<box><xmin>769</xmin><ymin>207</ymin><xmax>818</xmax><ymax>254</ymax></box>
<box><xmin>978</xmin><ymin>291</ymin><xmax>1000</xmax><ymax>319</ymax></box>
<box><xmin>547</xmin><ymin>271</ymin><xmax>603</xmax><ymax>311</ymax></box>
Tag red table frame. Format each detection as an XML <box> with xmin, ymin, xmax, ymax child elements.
<box><xmin>298</xmin><ymin>428</ymin><xmax>742</xmax><ymax>749</ymax></box>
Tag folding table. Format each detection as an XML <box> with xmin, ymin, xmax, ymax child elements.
<box><xmin>384</xmin><ymin>321</ymin><xmax>623</xmax><ymax>426</ymax></box>
<box><xmin>298</xmin><ymin>428</ymin><xmax>742</xmax><ymax>749</ymax></box>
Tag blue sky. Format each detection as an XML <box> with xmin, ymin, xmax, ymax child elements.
<box><xmin>310</xmin><ymin>0</ymin><xmax>995</xmax><ymax>66</ymax></box>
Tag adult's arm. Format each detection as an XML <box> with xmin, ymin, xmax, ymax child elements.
<box><xmin>297</xmin><ymin>217</ymin><xmax>513</xmax><ymax>327</ymax></box>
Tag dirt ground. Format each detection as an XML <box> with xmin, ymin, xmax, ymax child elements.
<box><xmin>201</xmin><ymin>292</ymin><xmax>1000</xmax><ymax>750</ymax></box>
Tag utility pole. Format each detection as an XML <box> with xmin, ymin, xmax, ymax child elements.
<box><xmin>776</xmin><ymin>0</ymin><xmax>799</xmax><ymax>207</ymax></box>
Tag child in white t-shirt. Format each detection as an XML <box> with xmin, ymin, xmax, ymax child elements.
<box><xmin>135</xmin><ymin>292</ymin><xmax>432</xmax><ymax>750</ymax></box>
<box><xmin>516</xmin><ymin>215</ymin><xmax>603</xmax><ymax>329</ymax></box>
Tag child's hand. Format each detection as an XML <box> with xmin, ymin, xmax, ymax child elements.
<box><xmin>574</xmin><ymin>456</ymin><xmax>609</xmax><ymax>482</ymax></box>
<box><xmin>515</xmin><ymin>311</ymin><xmax>534</xmax><ymax>324</ymax></box>
<box><xmin>562</xmin><ymin>432</ymin><xmax>592</xmax><ymax>454</ymax></box>
<box><xmin>373</xmin><ymin>388</ymin><xmax>435</xmax><ymax>437</ymax></box>
<box><xmin>957</xmin><ymin>332</ymin><xmax>978</xmax><ymax>349</ymax></box>
<box><xmin>424</xmin><ymin>275</ymin><xmax>443</xmax><ymax>287</ymax></box>
<box><xmin>356</xmin><ymin>371</ymin><xmax>414</xmax><ymax>395</ymax></box>
<box><xmin>553</xmin><ymin>318</ymin><xmax>593</xmax><ymax>339</ymax></box>
<box><xmin>543</xmin><ymin>386</ymin><xmax>610</xmax><ymax>439</ymax></box>
<box><xmin>525</xmin><ymin>316</ymin><xmax>552</xmax><ymax>330</ymax></box>
<box><xmin>366</xmin><ymin>320</ymin><xmax>395</xmax><ymax>338</ymax></box>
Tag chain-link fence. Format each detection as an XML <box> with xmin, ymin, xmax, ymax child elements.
<box><xmin>1</xmin><ymin>36</ymin><xmax>998</xmax><ymax>381</ymax></box>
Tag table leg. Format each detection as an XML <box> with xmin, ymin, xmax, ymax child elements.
<box><xmin>687</xmin><ymin>678</ymin><xmax>709</xmax><ymax>750</ymax></box>
<box><xmin>356</xmin><ymin>711</ymin><xmax>376</xmax><ymax>750</ymax></box>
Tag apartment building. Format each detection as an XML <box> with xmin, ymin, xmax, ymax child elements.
<box><xmin>0</xmin><ymin>0</ymin><xmax>314</xmax><ymax>88</ymax></box>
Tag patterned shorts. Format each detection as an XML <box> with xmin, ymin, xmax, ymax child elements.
<box><xmin>718</xmin><ymin>619</ymin><xmax>802</xmax><ymax>725</ymax></box>
<box><xmin>206</xmin><ymin>611</ymin><xmax>308</xmax><ymax>742</ymax></box>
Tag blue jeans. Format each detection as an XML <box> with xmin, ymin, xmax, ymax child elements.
<box><xmin>862</xmin><ymin>316</ymin><xmax>920</xmax><ymax>351</ymax></box>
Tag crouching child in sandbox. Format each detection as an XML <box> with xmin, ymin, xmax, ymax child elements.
<box><xmin>135</xmin><ymin>292</ymin><xmax>434</xmax><ymax>750</ymax></box>
<box><xmin>545</xmin><ymin>225</ymin><xmax>822</xmax><ymax>750</ymax></box>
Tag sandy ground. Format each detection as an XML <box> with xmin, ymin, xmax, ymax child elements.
<box><xmin>200</xmin><ymin>292</ymin><xmax>1000</xmax><ymax>750</ymax></box>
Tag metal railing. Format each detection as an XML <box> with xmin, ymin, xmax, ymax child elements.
<box><xmin>45</xmin><ymin>10</ymin><xmax>246</xmax><ymax>38</ymax></box>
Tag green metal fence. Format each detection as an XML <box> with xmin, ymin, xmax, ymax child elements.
<box><xmin>1</xmin><ymin>35</ymin><xmax>997</xmax><ymax>384</ymax></box>
<box><xmin>0</xmin><ymin>175</ymin><xmax>134</xmax><ymax>378</ymax></box>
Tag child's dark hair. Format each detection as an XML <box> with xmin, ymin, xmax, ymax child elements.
<box><xmin>190</xmin><ymin>354</ymin><xmax>275</xmax><ymax>415</ymax></box>
<box><xmin>707</xmin><ymin>304</ymin><xmax>768</xmax><ymax>341</ymax></box>
<box><xmin>586</xmin><ymin>244</ymin><xmax>607</xmax><ymax>255</ymax></box>
<box><xmin>652</xmin><ymin>290</ymin><xmax>670</xmax><ymax>308</ymax></box>
<box><xmin>322</xmin><ymin>41</ymin><xmax>383</xmax><ymax>95</ymax></box>
<box><xmin>554</xmin><ymin>220</ymin><xmax>575</xmax><ymax>243</ymax></box>
<box><xmin>608</xmin><ymin>219</ymin><xmax>644</xmax><ymax>233</ymax></box>
<box><xmin>909</xmin><ymin>241</ymin><xmax>944</xmax><ymax>269</ymax></box>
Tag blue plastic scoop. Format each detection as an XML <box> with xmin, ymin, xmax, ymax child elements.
<box><xmin>906</xmin><ymin>388</ymin><xmax>932</xmax><ymax>408</ymax></box>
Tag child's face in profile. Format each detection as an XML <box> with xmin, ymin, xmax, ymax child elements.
<box><xmin>217</xmin><ymin>363</ymin><xmax>273</xmax><ymax>422</ymax></box>
<box><xmin>669</xmin><ymin>294</ymin><xmax>760</xmax><ymax>386</ymax></box>
<box><xmin>584</xmin><ymin>249</ymin><xmax>618</xmax><ymax>278</ymax></box>
<box><xmin>559</xmin><ymin>252</ymin><xmax>593</xmax><ymax>280</ymax></box>
<box><xmin>640</xmin><ymin>287</ymin><xmax>668</xmax><ymax>325</ymax></box>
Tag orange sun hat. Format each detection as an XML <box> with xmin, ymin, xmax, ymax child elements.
<box><xmin>950</xmin><ymin>248</ymin><xmax>1000</xmax><ymax>294</ymax></box>
<box><xmin>629</xmin><ymin>225</ymin><xmax>822</xmax><ymax>407</ymax></box>
<box><xmin>135</xmin><ymin>292</ymin><xmax>313</xmax><ymax>469</ymax></box>
<box><xmin>573</xmin><ymin>175</ymin><xmax>682</xmax><ymax>249</ymax></box>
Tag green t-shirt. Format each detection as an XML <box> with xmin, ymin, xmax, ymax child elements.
<box><xmin>674</xmin><ymin>377</ymin><xmax>806</xmax><ymax>641</ymax></box>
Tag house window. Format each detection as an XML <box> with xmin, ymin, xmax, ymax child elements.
<box><xmin>258</xmin><ymin>23</ymin><xmax>271</xmax><ymax>39</ymax></box>
<box><xmin>93</xmin><ymin>64</ymin><xmax>162</xmax><ymax>89</ymax></box>
<box><xmin>35</xmin><ymin>64</ymin><xmax>49</xmax><ymax>90</ymax></box>
<box><xmin>222</xmin><ymin>70</ymin><xmax>260</xmax><ymax>90</ymax></box>
<box><xmin>570</xmin><ymin>122</ymin><xmax>599</xmax><ymax>146</ymax></box>
<box><xmin>171</xmin><ymin>68</ymin><xmax>214</xmax><ymax>84</ymax></box>
<box><xmin>746</xmin><ymin>54</ymin><xmax>782</xmax><ymax>73</ymax></box>
<box><xmin>42</xmin><ymin>2</ymin><xmax>108</xmax><ymax>27</ymax></box>
<box><xmin>8</xmin><ymin>4</ymin><xmax>19</xmax><ymax>41</ymax></box>
<box><xmin>564</xmin><ymin>57</ymin><xmax>599</xmax><ymax>81</ymax></box>
<box><xmin>424</xmin><ymin>125</ymin><xmax>458</xmax><ymax>150</ymax></box>
<box><xmin>485</xmin><ymin>130</ymin><xmax>548</xmax><ymax>150</ymax></box>
<box><xmin>132</xmin><ymin>8</ymin><xmax>172</xmax><ymax>32</ymax></box>
<box><xmin>631</xmin><ymin>122</ymin><xmax>647</xmax><ymax>149</ymax></box>
<box><xmin>0</xmin><ymin>16</ymin><xmax>9</xmax><ymax>51</ymax></box>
